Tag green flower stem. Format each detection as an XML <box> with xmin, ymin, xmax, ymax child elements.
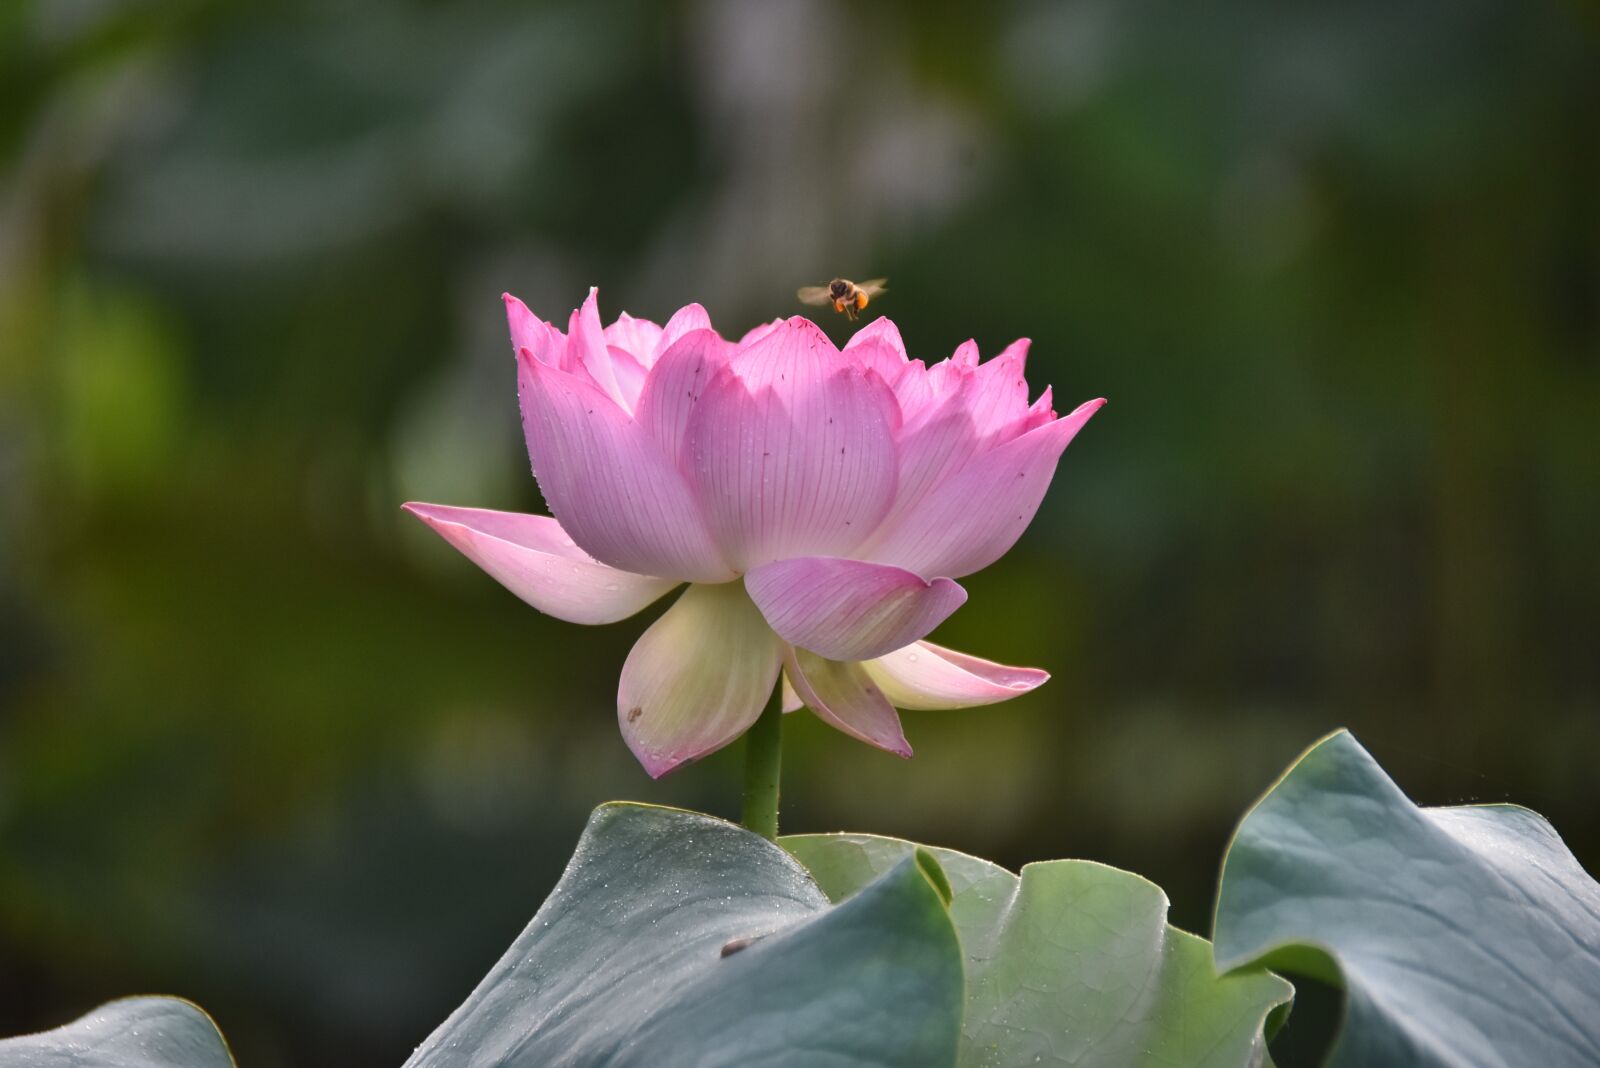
<box><xmin>740</xmin><ymin>687</ymin><xmax>784</xmax><ymax>840</ymax></box>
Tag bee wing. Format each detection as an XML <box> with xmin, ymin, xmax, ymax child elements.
<box><xmin>796</xmin><ymin>286</ymin><xmax>832</xmax><ymax>305</ymax></box>
<box><xmin>856</xmin><ymin>278</ymin><xmax>888</xmax><ymax>297</ymax></box>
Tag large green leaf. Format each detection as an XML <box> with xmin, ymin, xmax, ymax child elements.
<box><xmin>1214</xmin><ymin>729</ymin><xmax>1600</xmax><ymax>1066</ymax></box>
<box><xmin>407</xmin><ymin>802</ymin><xmax>964</xmax><ymax>1067</ymax></box>
<box><xmin>783</xmin><ymin>834</ymin><xmax>1292</xmax><ymax>1068</ymax></box>
<box><xmin>0</xmin><ymin>997</ymin><xmax>234</xmax><ymax>1068</ymax></box>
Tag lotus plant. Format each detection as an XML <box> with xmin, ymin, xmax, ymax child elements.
<box><xmin>405</xmin><ymin>289</ymin><xmax>1102</xmax><ymax>832</ymax></box>
<box><xmin>20</xmin><ymin>294</ymin><xmax>1596</xmax><ymax>1068</ymax></box>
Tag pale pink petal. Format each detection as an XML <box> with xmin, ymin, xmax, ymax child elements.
<box><xmin>654</xmin><ymin>302</ymin><xmax>715</xmax><ymax>361</ymax></box>
<box><xmin>403</xmin><ymin>503</ymin><xmax>677</xmax><ymax>625</ymax></box>
<box><xmin>632</xmin><ymin>330</ymin><xmax>732</xmax><ymax>464</ymax></box>
<box><xmin>863</xmin><ymin>397</ymin><xmax>1106</xmax><ymax>578</ymax></box>
<box><xmin>518</xmin><ymin>353</ymin><xmax>734</xmax><ymax>583</ymax></box>
<box><xmin>682</xmin><ymin>317</ymin><xmax>899</xmax><ymax>569</ymax></box>
<box><xmin>605</xmin><ymin>311</ymin><xmax>662</xmax><ymax>366</ymax></box>
<box><xmin>503</xmin><ymin>293</ymin><xmax>564</xmax><ymax>367</ymax></box>
<box><xmin>862</xmin><ymin>640</ymin><xmax>1049</xmax><ymax>710</ymax></box>
<box><xmin>618</xmin><ymin>582</ymin><xmax>783</xmax><ymax>778</ymax></box>
<box><xmin>566</xmin><ymin>287</ymin><xmax>626</xmax><ymax>407</ymax></box>
<box><xmin>744</xmin><ymin>556</ymin><xmax>966</xmax><ymax>661</ymax></box>
<box><xmin>785</xmin><ymin>647</ymin><xmax>911</xmax><ymax>757</ymax></box>
<box><xmin>843</xmin><ymin>316</ymin><xmax>907</xmax><ymax>363</ymax></box>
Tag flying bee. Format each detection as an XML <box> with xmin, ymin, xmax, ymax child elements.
<box><xmin>797</xmin><ymin>277</ymin><xmax>887</xmax><ymax>321</ymax></box>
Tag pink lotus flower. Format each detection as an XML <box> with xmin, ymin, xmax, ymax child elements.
<box><xmin>405</xmin><ymin>289</ymin><xmax>1103</xmax><ymax>777</ymax></box>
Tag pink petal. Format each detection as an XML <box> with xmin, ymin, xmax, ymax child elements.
<box><xmin>863</xmin><ymin>397</ymin><xmax>1106</xmax><ymax>578</ymax></box>
<box><xmin>968</xmin><ymin>339</ymin><xmax>1032</xmax><ymax>448</ymax></box>
<box><xmin>605</xmin><ymin>311</ymin><xmax>663</xmax><ymax>367</ymax></box>
<box><xmin>403</xmin><ymin>503</ymin><xmax>677</xmax><ymax>625</ymax></box>
<box><xmin>841</xmin><ymin>319</ymin><xmax>908</xmax><ymax>385</ymax></box>
<box><xmin>880</xmin><ymin>381</ymin><xmax>982</xmax><ymax>531</ymax></box>
<box><xmin>785</xmin><ymin>647</ymin><xmax>912</xmax><ymax>757</ymax></box>
<box><xmin>862</xmin><ymin>640</ymin><xmax>1049</xmax><ymax>710</ymax></box>
<box><xmin>888</xmin><ymin>359</ymin><xmax>934</xmax><ymax>423</ymax></box>
<box><xmin>1019</xmin><ymin>385</ymin><xmax>1056</xmax><ymax>435</ymax></box>
<box><xmin>843</xmin><ymin>316</ymin><xmax>907</xmax><ymax>363</ymax></box>
<box><xmin>880</xmin><ymin>341</ymin><xmax>1037</xmax><ymax>531</ymax></box>
<box><xmin>926</xmin><ymin>344</ymin><xmax>976</xmax><ymax>397</ymax></box>
<box><xmin>518</xmin><ymin>353</ymin><xmax>734</xmax><ymax>583</ymax></box>
<box><xmin>841</xmin><ymin>335</ymin><xmax>905</xmax><ymax>387</ymax></box>
<box><xmin>744</xmin><ymin>556</ymin><xmax>966</xmax><ymax>662</ymax></box>
<box><xmin>654</xmin><ymin>302</ymin><xmax>715</xmax><ymax>362</ymax></box>
<box><xmin>503</xmin><ymin>293</ymin><xmax>565</xmax><ymax>367</ymax></box>
<box><xmin>682</xmin><ymin>317</ymin><xmax>899</xmax><ymax>569</ymax></box>
<box><xmin>618</xmin><ymin>582</ymin><xmax>784</xmax><ymax>778</ymax></box>
<box><xmin>607</xmin><ymin>345</ymin><xmax>649</xmax><ymax>412</ymax></box>
<box><xmin>632</xmin><ymin>329</ymin><xmax>732</xmax><ymax>465</ymax></box>
<box><xmin>566</xmin><ymin>287</ymin><xmax>626</xmax><ymax>407</ymax></box>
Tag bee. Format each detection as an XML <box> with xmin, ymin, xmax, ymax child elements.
<box><xmin>797</xmin><ymin>277</ymin><xmax>887</xmax><ymax>321</ymax></box>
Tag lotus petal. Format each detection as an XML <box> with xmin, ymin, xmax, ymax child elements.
<box><xmin>566</xmin><ymin>287</ymin><xmax>626</xmax><ymax>407</ymax></box>
<box><xmin>865</xmin><ymin>397</ymin><xmax>1105</xmax><ymax>578</ymax></box>
<box><xmin>863</xmin><ymin>640</ymin><xmax>1049</xmax><ymax>710</ymax></box>
<box><xmin>655</xmin><ymin>302</ymin><xmax>714</xmax><ymax>361</ymax></box>
<box><xmin>503</xmin><ymin>293</ymin><xmax>564</xmax><ymax>368</ymax></box>
<box><xmin>403</xmin><ymin>504</ymin><xmax>677</xmax><ymax>625</ymax></box>
<box><xmin>633</xmin><ymin>329</ymin><xmax>732</xmax><ymax>464</ymax></box>
<box><xmin>618</xmin><ymin>582</ymin><xmax>784</xmax><ymax>777</ymax></box>
<box><xmin>745</xmin><ymin>556</ymin><xmax>966</xmax><ymax>662</ymax></box>
<box><xmin>518</xmin><ymin>354</ymin><xmax>733</xmax><ymax>583</ymax></box>
<box><xmin>683</xmin><ymin>318</ymin><xmax>899</xmax><ymax>568</ymax></box>
<box><xmin>785</xmin><ymin>647</ymin><xmax>912</xmax><ymax>757</ymax></box>
<box><xmin>604</xmin><ymin>311</ymin><xmax>663</xmax><ymax>367</ymax></box>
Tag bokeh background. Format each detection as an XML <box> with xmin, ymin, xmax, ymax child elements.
<box><xmin>2</xmin><ymin>0</ymin><xmax>1597</xmax><ymax>1063</ymax></box>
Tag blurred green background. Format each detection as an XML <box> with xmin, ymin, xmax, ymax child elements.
<box><xmin>2</xmin><ymin>0</ymin><xmax>1597</xmax><ymax>1063</ymax></box>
